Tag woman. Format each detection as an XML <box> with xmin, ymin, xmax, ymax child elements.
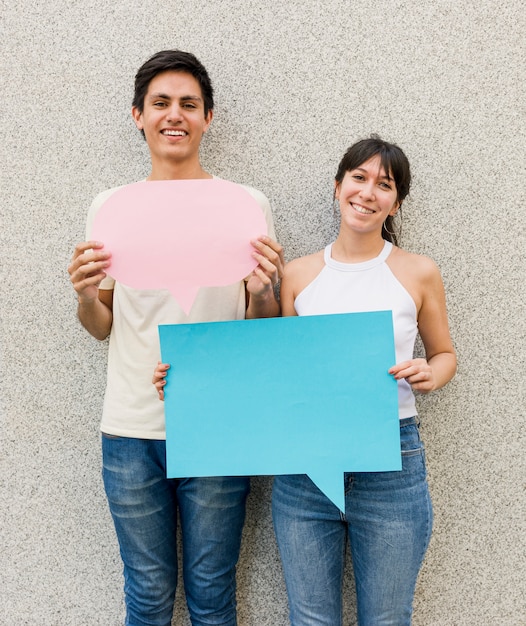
<box><xmin>272</xmin><ymin>136</ymin><xmax>456</xmax><ymax>626</ymax></box>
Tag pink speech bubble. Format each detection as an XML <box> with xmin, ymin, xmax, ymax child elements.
<box><xmin>91</xmin><ymin>179</ymin><xmax>268</xmax><ymax>314</ymax></box>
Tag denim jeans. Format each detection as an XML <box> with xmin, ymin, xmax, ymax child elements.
<box><xmin>272</xmin><ymin>417</ymin><xmax>433</xmax><ymax>626</ymax></box>
<box><xmin>102</xmin><ymin>435</ymin><xmax>250</xmax><ymax>626</ymax></box>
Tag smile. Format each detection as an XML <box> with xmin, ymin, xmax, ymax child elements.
<box><xmin>161</xmin><ymin>129</ymin><xmax>187</xmax><ymax>136</ymax></box>
<box><xmin>351</xmin><ymin>203</ymin><xmax>374</xmax><ymax>215</ymax></box>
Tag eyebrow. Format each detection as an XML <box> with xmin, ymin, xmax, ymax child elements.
<box><xmin>354</xmin><ymin>166</ymin><xmax>393</xmax><ymax>181</ymax></box>
<box><xmin>148</xmin><ymin>92</ymin><xmax>203</xmax><ymax>103</ymax></box>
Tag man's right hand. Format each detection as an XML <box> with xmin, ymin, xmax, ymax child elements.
<box><xmin>68</xmin><ymin>241</ymin><xmax>111</xmax><ymax>303</ymax></box>
<box><xmin>68</xmin><ymin>241</ymin><xmax>113</xmax><ymax>340</ymax></box>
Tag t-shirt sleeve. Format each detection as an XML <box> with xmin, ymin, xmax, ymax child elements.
<box><xmin>84</xmin><ymin>187</ymin><xmax>122</xmax><ymax>290</ymax></box>
<box><xmin>240</xmin><ymin>184</ymin><xmax>277</xmax><ymax>241</ymax></box>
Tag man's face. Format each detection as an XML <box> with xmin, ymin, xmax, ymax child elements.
<box><xmin>132</xmin><ymin>71</ymin><xmax>213</xmax><ymax>167</ymax></box>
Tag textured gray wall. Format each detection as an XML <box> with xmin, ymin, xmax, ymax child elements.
<box><xmin>1</xmin><ymin>1</ymin><xmax>525</xmax><ymax>624</ymax></box>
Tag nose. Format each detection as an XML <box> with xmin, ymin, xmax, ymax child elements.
<box><xmin>166</xmin><ymin>103</ymin><xmax>184</xmax><ymax>123</ymax></box>
<box><xmin>359</xmin><ymin>182</ymin><xmax>376</xmax><ymax>200</ymax></box>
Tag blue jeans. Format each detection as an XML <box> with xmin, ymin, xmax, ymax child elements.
<box><xmin>102</xmin><ymin>435</ymin><xmax>250</xmax><ymax>626</ymax></box>
<box><xmin>272</xmin><ymin>417</ymin><xmax>433</xmax><ymax>626</ymax></box>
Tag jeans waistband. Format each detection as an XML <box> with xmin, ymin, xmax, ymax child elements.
<box><xmin>399</xmin><ymin>416</ymin><xmax>418</xmax><ymax>427</ymax></box>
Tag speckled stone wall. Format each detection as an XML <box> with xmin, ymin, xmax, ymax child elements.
<box><xmin>1</xmin><ymin>1</ymin><xmax>525</xmax><ymax>624</ymax></box>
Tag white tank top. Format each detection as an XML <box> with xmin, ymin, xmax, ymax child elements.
<box><xmin>294</xmin><ymin>240</ymin><xmax>417</xmax><ymax>418</ymax></box>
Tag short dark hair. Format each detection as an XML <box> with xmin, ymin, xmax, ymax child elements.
<box><xmin>132</xmin><ymin>50</ymin><xmax>214</xmax><ymax>116</ymax></box>
<box><xmin>335</xmin><ymin>135</ymin><xmax>411</xmax><ymax>245</ymax></box>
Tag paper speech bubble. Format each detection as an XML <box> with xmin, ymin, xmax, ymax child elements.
<box><xmin>91</xmin><ymin>179</ymin><xmax>268</xmax><ymax>314</ymax></box>
<box><xmin>159</xmin><ymin>312</ymin><xmax>401</xmax><ymax>512</ymax></box>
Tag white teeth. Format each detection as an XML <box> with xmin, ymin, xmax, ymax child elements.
<box><xmin>162</xmin><ymin>130</ymin><xmax>186</xmax><ymax>136</ymax></box>
<box><xmin>352</xmin><ymin>203</ymin><xmax>374</xmax><ymax>214</ymax></box>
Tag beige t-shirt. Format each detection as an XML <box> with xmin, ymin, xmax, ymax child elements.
<box><xmin>86</xmin><ymin>181</ymin><xmax>276</xmax><ymax>439</ymax></box>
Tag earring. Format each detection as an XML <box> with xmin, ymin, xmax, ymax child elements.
<box><xmin>382</xmin><ymin>219</ymin><xmax>396</xmax><ymax>236</ymax></box>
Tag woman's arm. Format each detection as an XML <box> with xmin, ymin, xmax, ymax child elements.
<box><xmin>280</xmin><ymin>252</ymin><xmax>325</xmax><ymax>317</ymax></box>
<box><xmin>279</xmin><ymin>258</ymin><xmax>307</xmax><ymax>317</ymax></box>
<box><xmin>390</xmin><ymin>256</ymin><xmax>456</xmax><ymax>393</ymax></box>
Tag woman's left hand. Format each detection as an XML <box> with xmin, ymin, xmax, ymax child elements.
<box><xmin>389</xmin><ymin>358</ymin><xmax>435</xmax><ymax>393</ymax></box>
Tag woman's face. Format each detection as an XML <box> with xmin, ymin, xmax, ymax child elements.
<box><xmin>335</xmin><ymin>155</ymin><xmax>400</xmax><ymax>234</ymax></box>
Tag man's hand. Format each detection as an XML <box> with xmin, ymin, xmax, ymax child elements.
<box><xmin>152</xmin><ymin>362</ymin><xmax>170</xmax><ymax>401</ymax></box>
<box><xmin>68</xmin><ymin>241</ymin><xmax>111</xmax><ymax>303</ymax></box>
<box><xmin>246</xmin><ymin>235</ymin><xmax>284</xmax><ymax>298</ymax></box>
<box><xmin>68</xmin><ymin>241</ymin><xmax>113</xmax><ymax>340</ymax></box>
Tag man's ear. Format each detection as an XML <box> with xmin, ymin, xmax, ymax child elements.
<box><xmin>131</xmin><ymin>106</ymin><xmax>143</xmax><ymax>131</ymax></box>
<box><xmin>203</xmin><ymin>109</ymin><xmax>213</xmax><ymax>133</ymax></box>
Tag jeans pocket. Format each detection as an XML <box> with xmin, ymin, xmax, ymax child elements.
<box><xmin>400</xmin><ymin>423</ymin><xmax>424</xmax><ymax>457</ymax></box>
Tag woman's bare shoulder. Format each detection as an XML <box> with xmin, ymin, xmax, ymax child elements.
<box><xmin>388</xmin><ymin>246</ymin><xmax>444</xmax><ymax>310</ymax></box>
<box><xmin>285</xmin><ymin>250</ymin><xmax>325</xmax><ymax>276</ymax></box>
<box><xmin>283</xmin><ymin>250</ymin><xmax>326</xmax><ymax>296</ymax></box>
<box><xmin>389</xmin><ymin>246</ymin><xmax>441</xmax><ymax>280</ymax></box>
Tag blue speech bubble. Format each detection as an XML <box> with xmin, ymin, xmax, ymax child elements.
<box><xmin>159</xmin><ymin>312</ymin><xmax>401</xmax><ymax>511</ymax></box>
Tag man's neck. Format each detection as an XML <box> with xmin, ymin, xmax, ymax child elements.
<box><xmin>147</xmin><ymin>159</ymin><xmax>212</xmax><ymax>181</ymax></box>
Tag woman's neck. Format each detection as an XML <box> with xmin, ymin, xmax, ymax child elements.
<box><xmin>331</xmin><ymin>231</ymin><xmax>387</xmax><ymax>264</ymax></box>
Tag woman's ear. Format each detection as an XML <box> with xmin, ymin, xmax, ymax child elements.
<box><xmin>389</xmin><ymin>201</ymin><xmax>401</xmax><ymax>217</ymax></box>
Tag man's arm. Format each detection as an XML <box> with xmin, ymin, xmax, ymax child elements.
<box><xmin>245</xmin><ymin>236</ymin><xmax>284</xmax><ymax>319</ymax></box>
<box><xmin>68</xmin><ymin>241</ymin><xmax>114</xmax><ymax>340</ymax></box>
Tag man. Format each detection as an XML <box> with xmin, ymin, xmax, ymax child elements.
<box><xmin>68</xmin><ymin>50</ymin><xmax>283</xmax><ymax>626</ymax></box>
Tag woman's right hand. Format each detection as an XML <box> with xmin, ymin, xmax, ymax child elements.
<box><xmin>153</xmin><ymin>362</ymin><xmax>170</xmax><ymax>401</ymax></box>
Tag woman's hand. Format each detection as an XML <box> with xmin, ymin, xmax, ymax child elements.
<box><xmin>153</xmin><ymin>362</ymin><xmax>170</xmax><ymax>401</ymax></box>
<box><xmin>389</xmin><ymin>358</ymin><xmax>435</xmax><ymax>393</ymax></box>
